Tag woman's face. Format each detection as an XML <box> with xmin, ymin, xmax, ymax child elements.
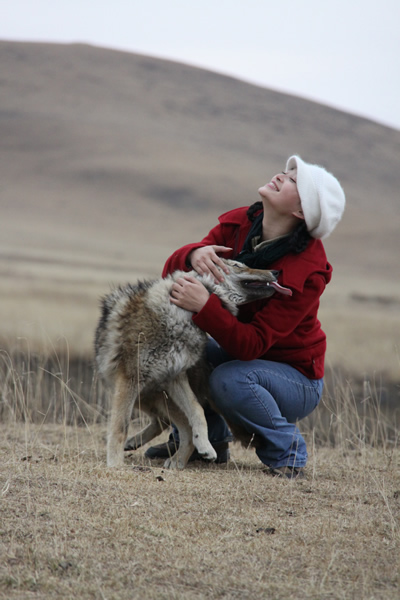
<box><xmin>258</xmin><ymin>168</ymin><xmax>304</xmax><ymax>219</ymax></box>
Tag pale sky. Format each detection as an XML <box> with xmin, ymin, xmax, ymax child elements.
<box><xmin>2</xmin><ymin>0</ymin><xmax>400</xmax><ymax>130</ymax></box>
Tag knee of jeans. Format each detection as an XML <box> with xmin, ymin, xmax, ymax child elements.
<box><xmin>209</xmin><ymin>364</ymin><xmax>240</xmax><ymax>412</ymax></box>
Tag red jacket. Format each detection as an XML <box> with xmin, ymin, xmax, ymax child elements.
<box><xmin>162</xmin><ymin>207</ymin><xmax>332</xmax><ymax>379</ymax></box>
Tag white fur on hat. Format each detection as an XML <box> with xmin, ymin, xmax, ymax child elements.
<box><xmin>286</xmin><ymin>155</ymin><xmax>345</xmax><ymax>239</ymax></box>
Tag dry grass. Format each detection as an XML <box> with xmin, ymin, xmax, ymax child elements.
<box><xmin>2</xmin><ymin>255</ymin><xmax>400</xmax><ymax>381</ymax></box>
<box><xmin>1</xmin><ymin>425</ymin><xmax>400</xmax><ymax>600</ymax></box>
<box><xmin>1</xmin><ymin>350</ymin><xmax>399</xmax><ymax>599</ymax></box>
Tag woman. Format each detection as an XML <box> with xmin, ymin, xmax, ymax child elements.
<box><xmin>145</xmin><ymin>155</ymin><xmax>345</xmax><ymax>478</ymax></box>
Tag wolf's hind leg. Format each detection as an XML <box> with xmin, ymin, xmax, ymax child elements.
<box><xmin>166</xmin><ymin>374</ymin><xmax>217</xmax><ymax>462</ymax></box>
<box><xmin>124</xmin><ymin>390</ymin><xmax>173</xmax><ymax>451</ymax></box>
<box><xmin>162</xmin><ymin>407</ymin><xmax>195</xmax><ymax>470</ymax></box>
<box><xmin>124</xmin><ymin>416</ymin><xmax>169</xmax><ymax>451</ymax></box>
<box><xmin>107</xmin><ymin>373</ymin><xmax>136</xmax><ymax>467</ymax></box>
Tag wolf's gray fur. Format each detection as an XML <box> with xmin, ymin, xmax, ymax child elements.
<box><xmin>95</xmin><ymin>259</ymin><xmax>289</xmax><ymax>469</ymax></box>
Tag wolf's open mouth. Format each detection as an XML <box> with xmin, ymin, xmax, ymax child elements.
<box><xmin>244</xmin><ymin>281</ymin><xmax>292</xmax><ymax>296</ymax></box>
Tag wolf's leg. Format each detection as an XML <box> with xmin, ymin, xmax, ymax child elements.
<box><xmin>162</xmin><ymin>407</ymin><xmax>195</xmax><ymax>470</ymax></box>
<box><xmin>124</xmin><ymin>390</ymin><xmax>173</xmax><ymax>451</ymax></box>
<box><xmin>165</xmin><ymin>373</ymin><xmax>217</xmax><ymax>462</ymax></box>
<box><xmin>107</xmin><ymin>373</ymin><xmax>136</xmax><ymax>467</ymax></box>
<box><xmin>124</xmin><ymin>416</ymin><xmax>169</xmax><ymax>451</ymax></box>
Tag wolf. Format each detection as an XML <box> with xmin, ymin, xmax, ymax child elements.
<box><xmin>95</xmin><ymin>259</ymin><xmax>292</xmax><ymax>469</ymax></box>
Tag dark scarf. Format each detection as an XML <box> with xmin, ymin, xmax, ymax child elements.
<box><xmin>235</xmin><ymin>212</ymin><xmax>295</xmax><ymax>269</ymax></box>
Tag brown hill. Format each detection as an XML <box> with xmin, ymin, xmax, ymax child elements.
<box><xmin>1</xmin><ymin>41</ymin><xmax>399</xmax><ymax>378</ymax></box>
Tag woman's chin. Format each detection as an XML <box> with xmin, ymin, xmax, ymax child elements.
<box><xmin>258</xmin><ymin>186</ymin><xmax>271</xmax><ymax>199</ymax></box>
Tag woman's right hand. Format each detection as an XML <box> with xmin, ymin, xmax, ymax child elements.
<box><xmin>188</xmin><ymin>245</ymin><xmax>232</xmax><ymax>282</ymax></box>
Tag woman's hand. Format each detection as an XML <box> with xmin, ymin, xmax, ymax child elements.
<box><xmin>188</xmin><ymin>245</ymin><xmax>232</xmax><ymax>282</ymax></box>
<box><xmin>170</xmin><ymin>275</ymin><xmax>210</xmax><ymax>313</ymax></box>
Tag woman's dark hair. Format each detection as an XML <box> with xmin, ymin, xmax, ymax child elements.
<box><xmin>246</xmin><ymin>201</ymin><xmax>311</xmax><ymax>255</ymax></box>
<box><xmin>246</xmin><ymin>200</ymin><xmax>263</xmax><ymax>222</ymax></box>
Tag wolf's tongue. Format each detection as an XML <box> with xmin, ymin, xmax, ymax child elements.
<box><xmin>270</xmin><ymin>281</ymin><xmax>293</xmax><ymax>296</ymax></box>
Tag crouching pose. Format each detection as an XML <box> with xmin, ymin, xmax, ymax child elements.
<box><xmin>145</xmin><ymin>155</ymin><xmax>346</xmax><ymax>478</ymax></box>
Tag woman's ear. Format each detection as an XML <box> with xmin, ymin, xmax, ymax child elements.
<box><xmin>292</xmin><ymin>209</ymin><xmax>305</xmax><ymax>221</ymax></box>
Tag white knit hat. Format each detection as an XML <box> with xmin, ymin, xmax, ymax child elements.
<box><xmin>286</xmin><ymin>155</ymin><xmax>346</xmax><ymax>239</ymax></box>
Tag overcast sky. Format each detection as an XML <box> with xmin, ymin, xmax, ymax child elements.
<box><xmin>2</xmin><ymin>0</ymin><xmax>400</xmax><ymax>130</ymax></box>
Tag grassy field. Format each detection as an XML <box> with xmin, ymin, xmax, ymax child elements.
<box><xmin>1</xmin><ymin>203</ymin><xmax>399</xmax><ymax>600</ymax></box>
<box><xmin>1</xmin><ymin>243</ymin><xmax>400</xmax><ymax>381</ymax></box>
<box><xmin>2</xmin><ymin>41</ymin><xmax>400</xmax><ymax>381</ymax></box>
<box><xmin>1</xmin><ymin>350</ymin><xmax>399</xmax><ymax>600</ymax></box>
<box><xmin>1</xmin><ymin>41</ymin><xmax>400</xmax><ymax>598</ymax></box>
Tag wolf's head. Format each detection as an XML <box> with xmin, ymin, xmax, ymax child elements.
<box><xmin>200</xmin><ymin>259</ymin><xmax>292</xmax><ymax>315</ymax></box>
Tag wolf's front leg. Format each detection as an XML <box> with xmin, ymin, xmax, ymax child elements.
<box><xmin>166</xmin><ymin>374</ymin><xmax>217</xmax><ymax>462</ymax></box>
<box><xmin>107</xmin><ymin>374</ymin><xmax>136</xmax><ymax>467</ymax></box>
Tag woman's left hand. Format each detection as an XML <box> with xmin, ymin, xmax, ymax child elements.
<box><xmin>170</xmin><ymin>275</ymin><xmax>210</xmax><ymax>313</ymax></box>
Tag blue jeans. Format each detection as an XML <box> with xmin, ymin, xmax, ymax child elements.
<box><xmin>205</xmin><ymin>339</ymin><xmax>323</xmax><ymax>469</ymax></box>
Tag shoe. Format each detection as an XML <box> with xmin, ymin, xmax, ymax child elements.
<box><xmin>144</xmin><ymin>437</ymin><xmax>179</xmax><ymax>459</ymax></box>
<box><xmin>144</xmin><ymin>435</ymin><xmax>232</xmax><ymax>464</ymax></box>
<box><xmin>265</xmin><ymin>466</ymin><xmax>305</xmax><ymax>480</ymax></box>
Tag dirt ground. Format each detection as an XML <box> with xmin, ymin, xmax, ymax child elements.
<box><xmin>1</xmin><ymin>422</ymin><xmax>399</xmax><ymax>600</ymax></box>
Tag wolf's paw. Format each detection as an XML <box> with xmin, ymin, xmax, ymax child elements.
<box><xmin>124</xmin><ymin>436</ymin><xmax>139</xmax><ymax>451</ymax></box>
<box><xmin>194</xmin><ymin>440</ymin><xmax>217</xmax><ymax>462</ymax></box>
<box><xmin>107</xmin><ymin>454</ymin><xmax>125</xmax><ymax>468</ymax></box>
<box><xmin>164</xmin><ymin>455</ymin><xmax>186</xmax><ymax>470</ymax></box>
